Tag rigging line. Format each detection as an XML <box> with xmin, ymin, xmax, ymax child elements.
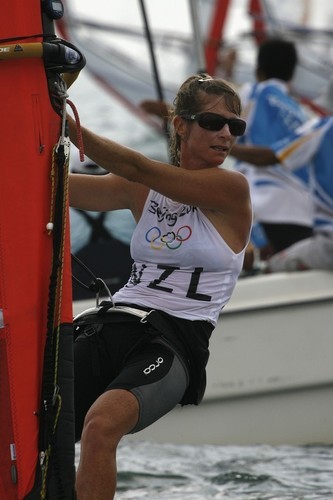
<box><xmin>138</xmin><ymin>0</ymin><xmax>163</xmax><ymax>101</ymax></box>
<box><xmin>72</xmin><ymin>274</ymin><xmax>94</xmax><ymax>292</ymax></box>
<box><xmin>71</xmin><ymin>253</ymin><xmax>100</xmax><ymax>291</ymax></box>
<box><xmin>0</xmin><ymin>33</ymin><xmax>44</xmax><ymax>43</ymax></box>
<box><xmin>71</xmin><ymin>254</ymin><xmax>114</xmax><ymax>305</ymax></box>
<box><xmin>138</xmin><ymin>0</ymin><xmax>170</xmax><ymax>145</ymax></box>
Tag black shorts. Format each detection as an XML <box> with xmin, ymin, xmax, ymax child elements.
<box><xmin>74</xmin><ymin>311</ymin><xmax>209</xmax><ymax>440</ymax></box>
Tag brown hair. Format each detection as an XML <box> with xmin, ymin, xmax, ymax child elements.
<box><xmin>169</xmin><ymin>74</ymin><xmax>242</xmax><ymax>165</ymax></box>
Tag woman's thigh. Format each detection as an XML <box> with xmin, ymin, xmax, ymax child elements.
<box><xmin>107</xmin><ymin>340</ymin><xmax>189</xmax><ymax>433</ymax></box>
<box><xmin>74</xmin><ymin>319</ymin><xmax>189</xmax><ymax>439</ymax></box>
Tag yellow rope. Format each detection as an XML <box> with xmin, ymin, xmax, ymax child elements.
<box><xmin>54</xmin><ymin>148</ymin><xmax>70</xmax><ymax>388</ymax></box>
<box><xmin>40</xmin><ymin>445</ymin><xmax>51</xmax><ymax>499</ymax></box>
<box><xmin>41</xmin><ymin>92</ymin><xmax>70</xmax><ymax>495</ymax></box>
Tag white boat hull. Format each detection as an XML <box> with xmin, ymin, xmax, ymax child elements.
<box><xmin>126</xmin><ymin>385</ymin><xmax>333</xmax><ymax>446</ymax></box>
<box><xmin>73</xmin><ymin>270</ymin><xmax>333</xmax><ymax>445</ymax></box>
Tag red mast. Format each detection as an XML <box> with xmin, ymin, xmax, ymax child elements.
<box><xmin>205</xmin><ymin>0</ymin><xmax>232</xmax><ymax>75</ymax></box>
<box><xmin>248</xmin><ymin>0</ymin><xmax>267</xmax><ymax>45</ymax></box>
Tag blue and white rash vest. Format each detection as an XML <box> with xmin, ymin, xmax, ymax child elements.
<box><xmin>236</xmin><ymin>79</ymin><xmax>313</xmax><ymax>226</ymax></box>
<box><xmin>272</xmin><ymin>116</ymin><xmax>333</xmax><ymax>234</ymax></box>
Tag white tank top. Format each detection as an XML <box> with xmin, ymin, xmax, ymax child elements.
<box><xmin>113</xmin><ymin>190</ymin><xmax>246</xmax><ymax>326</ymax></box>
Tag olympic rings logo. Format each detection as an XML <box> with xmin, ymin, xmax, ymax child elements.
<box><xmin>145</xmin><ymin>225</ymin><xmax>192</xmax><ymax>250</ymax></box>
<box><xmin>143</xmin><ymin>357</ymin><xmax>164</xmax><ymax>375</ymax></box>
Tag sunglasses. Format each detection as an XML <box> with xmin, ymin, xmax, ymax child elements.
<box><xmin>181</xmin><ymin>112</ymin><xmax>246</xmax><ymax>136</ymax></box>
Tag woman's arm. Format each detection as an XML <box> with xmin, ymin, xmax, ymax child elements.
<box><xmin>68</xmin><ymin>116</ymin><xmax>250</xmax><ymax>214</ymax></box>
<box><xmin>69</xmin><ymin>172</ymin><xmax>138</xmax><ymax>212</ymax></box>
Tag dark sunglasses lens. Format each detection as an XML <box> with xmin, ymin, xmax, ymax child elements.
<box><xmin>198</xmin><ymin>114</ymin><xmax>225</xmax><ymax>131</ymax></box>
<box><xmin>229</xmin><ymin>119</ymin><xmax>246</xmax><ymax>136</ymax></box>
<box><xmin>198</xmin><ymin>114</ymin><xmax>246</xmax><ymax>136</ymax></box>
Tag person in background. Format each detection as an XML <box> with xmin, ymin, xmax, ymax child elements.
<box><xmin>68</xmin><ymin>74</ymin><xmax>252</xmax><ymax>499</ymax></box>
<box><xmin>231</xmin><ymin>114</ymin><xmax>333</xmax><ymax>271</ymax></box>
<box><xmin>233</xmin><ymin>37</ymin><xmax>313</xmax><ymax>261</ymax></box>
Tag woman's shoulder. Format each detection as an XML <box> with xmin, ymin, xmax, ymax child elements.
<box><xmin>220</xmin><ymin>166</ymin><xmax>250</xmax><ymax>191</ymax></box>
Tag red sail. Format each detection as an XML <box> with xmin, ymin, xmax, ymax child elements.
<box><xmin>0</xmin><ymin>3</ymin><xmax>74</xmax><ymax>499</ymax></box>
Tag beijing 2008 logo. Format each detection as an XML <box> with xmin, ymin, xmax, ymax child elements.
<box><xmin>145</xmin><ymin>225</ymin><xmax>192</xmax><ymax>250</ymax></box>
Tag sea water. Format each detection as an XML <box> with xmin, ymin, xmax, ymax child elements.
<box><xmin>116</xmin><ymin>441</ymin><xmax>333</xmax><ymax>499</ymax></box>
<box><xmin>75</xmin><ymin>441</ymin><xmax>333</xmax><ymax>499</ymax></box>
<box><xmin>70</xmin><ymin>72</ymin><xmax>333</xmax><ymax>499</ymax></box>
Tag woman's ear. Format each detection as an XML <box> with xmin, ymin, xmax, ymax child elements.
<box><xmin>173</xmin><ymin>115</ymin><xmax>187</xmax><ymax>139</ymax></box>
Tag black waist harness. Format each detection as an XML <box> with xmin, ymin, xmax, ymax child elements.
<box><xmin>73</xmin><ymin>302</ymin><xmax>213</xmax><ymax>405</ymax></box>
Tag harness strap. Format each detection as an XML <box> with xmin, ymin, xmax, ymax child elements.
<box><xmin>74</xmin><ymin>303</ymin><xmax>154</xmax><ymax>323</ymax></box>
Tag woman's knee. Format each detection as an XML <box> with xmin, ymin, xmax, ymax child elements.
<box><xmin>82</xmin><ymin>390</ymin><xmax>140</xmax><ymax>446</ymax></box>
<box><xmin>81</xmin><ymin>411</ymin><xmax>118</xmax><ymax>453</ymax></box>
